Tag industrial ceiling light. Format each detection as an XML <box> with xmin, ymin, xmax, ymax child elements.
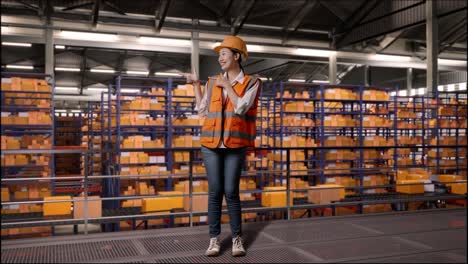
<box><xmin>458</xmin><ymin>83</ymin><xmax>467</xmax><ymax>91</ymax></box>
<box><xmin>373</xmin><ymin>54</ymin><xmax>411</xmax><ymax>61</ymax></box>
<box><xmin>55</xmin><ymin>45</ymin><xmax>66</xmax><ymax>49</ymax></box>
<box><xmin>121</xmin><ymin>88</ymin><xmax>140</xmax><ymax>93</ymax></box>
<box><xmin>438</xmin><ymin>59</ymin><xmax>466</xmax><ymax>66</ymax></box>
<box><xmin>246</xmin><ymin>44</ymin><xmax>264</xmax><ymax>52</ymax></box>
<box><xmin>288</xmin><ymin>79</ymin><xmax>306</xmax><ymax>83</ymax></box>
<box><xmin>87</xmin><ymin>87</ymin><xmax>108</xmax><ymax>92</ymax></box>
<box><xmin>60</xmin><ymin>30</ymin><xmax>118</xmax><ymax>42</ymax></box>
<box><xmin>447</xmin><ymin>84</ymin><xmax>456</xmax><ymax>92</ymax></box>
<box><xmin>2</xmin><ymin>42</ymin><xmax>32</xmax><ymax>47</ymax></box>
<box><xmin>417</xmin><ymin>88</ymin><xmax>426</xmax><ymax>95</ymax></box>
<box><xmin>295</xmin><ymin>48</ymin><xmax>335</xmax><ymax>58</ymax></box>
<box><xmin>55</xmin><ymin>67</ymin><xmax>81</xmax><ymax>72</ymax></box>
<box><xmin>259</xmin><ymin>77</ymin><xmax>269</xmax><ymax>81</ymax></box>
<box><xmin>55</xmin><ymin>86</ymin><xmax>79</xmax><ymax>91</ymax></box>
<box><xmin>126</xmin><ymin>70</ymin><xmax>149</xmax><ymax>75</ymax></box>
<box><xmin>55</xmin><ymin>109</ymin><xmax>67</xmax><ymax>113</ymax></box>
<box><xmin>139</xmin><ymin>36</ymin><xmax>191</xmax><ymax>47</ymax></box>
<box><xmin>312</xmin><ymin>80</ymin><xmax>329</xmax><ymax>83</ymax></box>
<box><xmin>155</xmin><ymin>72</ymin><xmax>182</xmax><ymax>77</ymax></box>
<box><xmin>6</xmin><ymin>65</ymin><xmax>33</xmax><ymax>69</ymax></box>
<box><xmin>398</xmin><ymin>90</ymin><xmax>407</xmax><ymax>96</ymax></box>
<box><xmin>90</xmin><ymin>69</ymin><xmax>115</xmax><ymax>74</ymax></box>
<box><xmin>71</xmin><ymin>110</ymin><xmax>82</xmax><ymax>113</ymax></box>
<box><xmin>437</xmin><ymin>85</ymin><xmax>444</xmax><ymax>92</ymax></box>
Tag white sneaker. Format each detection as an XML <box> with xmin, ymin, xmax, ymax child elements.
<box><xmin>232</xmin><ymin>236</ymin><xmax>246</xmax><ymax>257</ymax></box>
<box><xmin>205</xmin><ymin>237</ymin><xmax>220</xmax><ymax>257</ymax></box>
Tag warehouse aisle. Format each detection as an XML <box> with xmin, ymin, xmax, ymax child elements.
<box><xmin>1</xmin><ymin>208</ymin><xmax>466</xmax><ymax>263</ymax></box>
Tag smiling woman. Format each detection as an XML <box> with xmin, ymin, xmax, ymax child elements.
<box><xmin>185</xmin><ymin>35</ymin><xmax>262</xmax><ymax>258</ymax></box>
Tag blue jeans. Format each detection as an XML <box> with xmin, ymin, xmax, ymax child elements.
<box><xmin>201</xmin><ymin>146</ymin><xmax>247</xmax><ymax>238</ymax></box>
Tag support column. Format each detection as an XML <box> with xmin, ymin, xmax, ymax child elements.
<box><xmin>329</xmin><ymin>53</ymin><xmax>337</xmax><ymax>85</ymax></box>
<box><xmin>426</xmin><ymin>0</ymin><xmax>438</xmax><ymax>95</ymax></box>
<box><xmin>364</xmin><ymin>65</ymin><xmax>371</xmax><ymax>86</ymax></box>
<box><xmin>191</xmin><ymin>20</ymin><xmax>200</xmax><ymax>77</ymax></box>
<box><xmin>45</xmin><ymin>27</ymin><xmax>54</xmax><ymax>77</ymax></box>
<box><xmin>407</xmin><ymin>68</ymin><xmax>413</xmax><ymax>95</ymax></box>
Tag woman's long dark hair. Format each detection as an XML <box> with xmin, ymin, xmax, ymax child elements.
<box><xmin>230</xmin><ymin>49</ymin><xmax>245</xmax><ymax>73</ymax></box>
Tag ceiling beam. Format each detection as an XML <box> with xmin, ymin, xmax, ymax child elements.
<box><xmin>79</xmin><ymin>48</ymin><xmax>88</xmax><ymax>95</ymax></box>
<box><xmin>91</xmin><ymin>0</ymin><xmax>101</xmax><ymax>27</ymax></box>
<box><xmin>231</xmin><ymin>0</ymin><xmax>256</xmax><ymax>35</ymax></box>
<box><xmin>332</xmin><ymin>0</ymin><xmax>380</xmax><ymax>49</ymax></box>
<box><xmin>154</xmin><ymin>0</ymin><xmax>171</xmax><ymax>33</ymax></box>
<box><xmin>244</xmin><ymin>58</ymin><xmax>290</xmax><ymax>75</ymax></box>
<box><xmin>61</xmin><ymin>2</ymin><xmax>93</xmax><ymax>12</ymax></box>
<box><xmin>284</xmin><ymin>62</ymin><xmax>308</xmax><ymax>81</ymax></box>
<box><xmin>103</xmin><ymin>1</ymin><xmax>126</xmax><ymax>16</ymax></box>
<box><xmin>282</xmin><ymin>0</ymin><xmax>319</xmax><ymax>45</ymax></box>
<box><xmin>305</xmin><ymin>64</ymin><xmax>327</xmax><ymax>82</ymax></box>
<box><xmin>318</xmin><ymin>0</ymin><xmax>346</xmax><ymax>22</ymax></box>
<box><xmin>116</xmin><ymin>50</ymin><xmax>127</xmax><ymax>75</ymax></box>
<box><xmin>199</xmin><ymin>0</ymin><xmax>230</xmax><ymax>27</ymax></box>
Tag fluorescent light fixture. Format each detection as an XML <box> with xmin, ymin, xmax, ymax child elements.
<box><xmin>138</xmin><ymin>36</ymin><xmax>191</xmax><ymax>47</ymax></box>
<box><xmin>390</xmin><ymin>91</ymin><xmax>396</xmax><ymax>96</ymax></box>
<box><xmin>410</xmin><ymin>89</ymin><xmax>417</xmax><ymax>96</ymax></box>
<box><xmin>126</xmin><ymin>70</ymin><xmax>149</xmax><ymax>75</ymax></box>
<box><xmin>438</xmin><ymin>58</ymin><xmax>466</xmax><ymax>66</ymax></box>
<box><xmin>458</xmin><ymin>82</ymin><xmax>467</xmax><ymax>91</ymax></box>
<box><xmin>55</xmin><ymin>86</ymin><xmax>79</xmax><ymax>91</ymax></box>
<box><xmin>155</xmin><ymin>72</ymin><xmax>182</xmax><ymax>77</ymax></box>
<box><xmin>373</xmin><ymin>54</ymin><xmax>411</xmax><ymax>61</ymax></box>
<box><xmin>447</xmin><ymin>84</ymin><xmax>456</xmax><ymax>92</ymax></box>
<box><xmin>55</xmin><ymin>45</ymin><xmax>65</xmax><ymax>49</ymax></box>
<box><xmin>55</xmin><ymin>109</ymin><xmax>67</xmax><ymax>113</ymax></box>
<box><xmin>90</xmin><ymin>68</ymin><xmax>115</xmax><ymax>74</ymax></box>
<box><xmin>87</xmin><ymin>87</ymin><xmax>108</xmax><ymax>92</ymax></box>
<box><xmin>2</xmin><ymin>42</ymin><xmax>32</xmax><ymax>47</ymax></box>
<box><xmin>121</xmin><ymin>88</ymin><xmax>140</xmax><ymax>93</ymax></box>
<box><xmin>313</xmin><ymin>80</ymin><xmax>329</xmax><ymax>83</ymax></box>
<box><xmin>295</xmin><ymin>48</ymin><xmax>334</xmax><ymax>57</ymax></box>
<box><xmin>246</xmin><ymin>44</ymin><xmax>264</xmax><ymax>52</ymax></box>
<box><xmin>60</xmin><ymin>30</ymin><xmax>118</xmax><ymax>42</ymax></box>
<box><xmin>437</xmin><ymin>85</ymin><xmax>444</xmax><ymax>92</ymax></box>
<box><xmin>417</xmin><ymin>88</ymin><xmax>426</xmax><ymax>95</ymax></box>
<box><xmin>6</xmin><ymin>65</ymin><xmax>33</xmax><ymax>69</ymax></box>
<box><xmin>288</xmin><ymin>78</ymin><xmax>306</xmax><ymax>83</ymax></box>
<box><xmin>71</xmin><ymin>110</ymin><xmax>82</xmax><ymax>113</ymax></box>
<box><xmin>259</xmin><ymin>77</ymin><xmax>269</xmax><ymax>81</ymax></box>
<box><xmin>398</xmin><ymin>90</ymin><xmax>407</xmax><ymax>96</ymax></box>
<box><xmin>212</xmin><ymin>42</ymin><xmax>222</xmax><ymax>48</ymax></box>
<box><xmin>55</xmin><ymin>67</ymin><xmax>80</xmax><ymax>72</ymax></box>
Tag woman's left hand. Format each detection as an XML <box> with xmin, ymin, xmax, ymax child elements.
<box><xmin>216</xmin><ymin>74</ymin><xmax>231</xmax><ymax>89</ymax></box>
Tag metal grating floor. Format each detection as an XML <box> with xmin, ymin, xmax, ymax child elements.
<box><xmin>1</xmin><ymin>208</ymin><xmax>466</xmax><ymax>263</ymax></box>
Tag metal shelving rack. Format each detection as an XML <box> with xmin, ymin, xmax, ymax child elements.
<box><xmin>430</xmin><ymin>90</ymin><xmax>467</xmax><ymax>176</ymax></box>
<box><xmin>1</xmin><ymin>72</ymin><xmax>56</xmax><ymax>236</ymax></box>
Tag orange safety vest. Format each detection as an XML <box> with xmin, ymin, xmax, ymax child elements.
<box><xmin>200</xmin><ymin>75</ymin><xmax>261</xmax><ymax>148</ymax></box>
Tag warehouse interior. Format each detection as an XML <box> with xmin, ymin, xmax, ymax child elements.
<box><xmin>1</xmin><ymin>0</ymin><xmax>467</xmax><ymax>263</ymax></box>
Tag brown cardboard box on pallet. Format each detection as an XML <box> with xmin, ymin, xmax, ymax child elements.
<box><xmin>307</xmin><ymin>184</ymin><xmax>345</xmax><ymax>204</ymax></box>
<box><xmin>73</xmin><ymin>195</ymin><xmax>102</xmax><ymax>219</ymax></box>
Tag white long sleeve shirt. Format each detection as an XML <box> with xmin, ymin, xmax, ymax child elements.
<box><xmin>196</xmin><ymin>71</ymin><xmax>260</xmax><ymax>148</ymax></box>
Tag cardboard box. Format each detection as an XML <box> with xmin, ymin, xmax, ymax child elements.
<box><xmin>43</xmin><ymin>196</ymin><xmax>72</xmax><ymax>216</ymax></box>
<box><xmin>73</xmin><ymin>196</ymin><xmax>102</xmax><ymax>219</ymax></box>
<box><xmin>307</xmin><ymin>184</ymin><xmax>345</xmax><ymax>204</ymax></box>
<box><xmin>262</xmin><ymin>187</ymin><xmax>286</xmax><ymax>207</ymax></box>
<box><xmin>396</xmin><ymin>180</ymin><xmax>424</xmax><ymax>194</ymax></box>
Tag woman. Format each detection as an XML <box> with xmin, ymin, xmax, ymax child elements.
<box><xmin>186</xmin><ymin>35</ymin><xmax>261</xmax><ymax>257</ymax></box>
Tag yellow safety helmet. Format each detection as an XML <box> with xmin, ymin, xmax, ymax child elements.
<box><xmin>213</xmin><ymin>35</ymin><xmax>248</xmax><ymax>61</ymax></box>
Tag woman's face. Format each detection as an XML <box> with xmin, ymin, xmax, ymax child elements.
<box><xmin>218</xmin><ymin>48</ymin><xmax>239</xmax><ymax>72</ymax></box>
